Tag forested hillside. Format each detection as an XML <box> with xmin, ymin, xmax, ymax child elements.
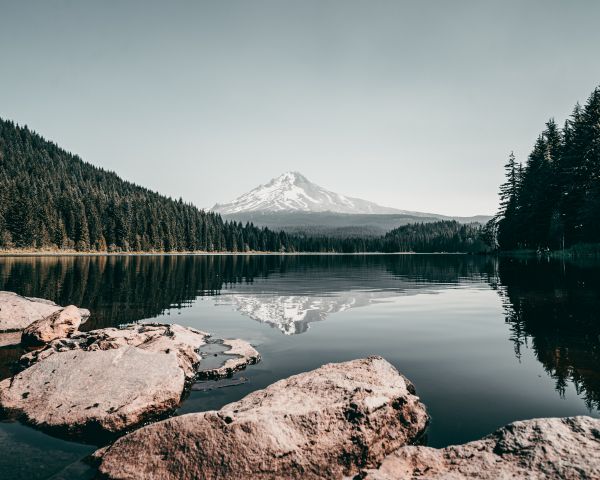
<box><xmin>0</xmin><ymin>118</ymin><xmax>486</xmax><ymax>253</ymax></box>
<box><xmin>285</xmin><ymin>221</ymin><xmax>485</xmax><ymax>253</ymax></box>
<box><xmin>493</xmin><ymin>85</ymin><xmax>600</xmax><ymax>250</ymax></box>
<box><xmin>222</xmin><ymin>211</ymin><xmax>492</xmax><ymax>238</ymax></box>
<box><xmin>0</xmin><ymin>119</ymin><xmax>292</xmax><ymax>252</ymax></box>
<box><xmin>379</xmin><ymin>221</ymin><xmax>486</xmax><ymax>253</ymax></box>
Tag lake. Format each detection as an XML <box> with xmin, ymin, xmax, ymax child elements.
<box><xmin>1</xmin><ymin>254</ymin><xmax>599</xmax><ymax>479</ymax></box>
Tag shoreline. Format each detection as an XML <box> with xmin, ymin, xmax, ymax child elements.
<box><xmin>0</xmin><ymin>250</ymin><xmax>473</xmax><ymax>257</ymax></box>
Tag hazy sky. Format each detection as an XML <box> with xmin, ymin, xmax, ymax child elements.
<box><xmin>2</xmin><ymin>1</ymin><xmax>600</xmax><ymax>216</ymax></box>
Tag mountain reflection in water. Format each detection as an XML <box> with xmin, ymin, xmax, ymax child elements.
<box><xmin>0</xmin><ymin>254</ymin><xmax>599</xmax><ymax>409</ymax></box>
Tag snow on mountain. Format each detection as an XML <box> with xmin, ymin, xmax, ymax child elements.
<box><xmin>212</xmin><ymin>171</ymin><xmax>411</xmax><ymax>215</ymax></box>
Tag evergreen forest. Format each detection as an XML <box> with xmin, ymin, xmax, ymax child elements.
<box><xmin>493</xmin><ymin>85</ymin><xmax>600</xmax><ymax>251</ymax></box>
<box><xmin>0</xmin><ymin>118</ymin><xmax>484</xmax><ymax>253</ymax></box>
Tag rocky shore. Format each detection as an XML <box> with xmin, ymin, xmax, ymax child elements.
<box><xmin>0</xmin><ymin>293</ymin><xmax>260</xmax><ymax>437</ymax></box>
<box><xmin>94</xmin><ymin>356</ymin><xmax>428</xmax><ymax>480</ymax></box>
<box><xmin>1</xmin><ymin>326</ymin><xmax>260</xmax><ymax>436</ymax></box>
<box><xmin>0</xmin><ymin>291</ymin><xmax>90</xmax><ymax>345</ymax></box>
<box><xmin>359</xmin><ymin>415</ymin><xmax>600</xmax><ymax>479</ymax></box>
<box><xmin>0</xmin><ymin>292</ymin><xmax>599</xmax><ymax>479</ymax></box>
<box><xmin>90</xmin><ymin>360</ymin><xmax>600</xmax><ymax>480</ymax></box>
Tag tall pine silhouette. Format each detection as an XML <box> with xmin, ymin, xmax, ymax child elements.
<box><xmin>495</xmin><ymin>86</ymin><xmax>600</xmax><ymax>250</ymax></box>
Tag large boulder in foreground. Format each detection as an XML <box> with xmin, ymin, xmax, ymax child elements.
<box><xmin>0</xmin><ymin>324</ymin><xmax>260</xmax><ymax>436</ymax></box>
<box><xmin>21</xmin><ymin>305</ymin><xmax>83</xmax><ymax>346</ymax></box>
<box><xmin>361</xmin><ymin>416</ymin><xmax>600</xmax><ymax>480</ymax></box>
<box><xmin>94</xmin><ymin>356</ymin><xmax>428</xmax><ymax>480</ymax></box>
<box><xmin>0</xmin><ymin>291</ymin><xmax>90</xmax><ymax>332</ymax></box>
<box><xmin>3</xmin><ymin>346</ymin><xmax>186</xmax><ymax>435</ymax></box>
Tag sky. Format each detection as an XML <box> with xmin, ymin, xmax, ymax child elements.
<box><xmin>1</xmin><ymin>1</ymin><xmax>600</xmax><ymax>216</ymax></box>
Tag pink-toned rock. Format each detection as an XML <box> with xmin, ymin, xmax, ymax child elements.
<box><xmin>0</xmin><ymin>331</ymin><xmax>21</xmax><ymax>348</ymax></box>
<box><xmin>94</xmin><ymin>356</ymin><xmax>429</xmax><ymax>480</ymax></box>
<box><xmin>0</xmin><ymin>291</ymin><xmax>90</xmax><ymax>332</ymax></box>
<box><xmin>1</xmin><ymin>324</ymin><xmax>261</xmax><ymax>435</ymax></box>
<box><xmin>21</xmin><ymin>305</ymin><xmax>83</xmax><ymax>346</ymax></box>
<box><xmin>20</xmin><ymin>323</ymin><xmax>210</xmax><ymax>372</ymax></box>
<box><xmin>0</xmin><ymin>346</ymin><xmax>186</xmax><ymax>435</ymax></box>
<box><xmin>361</xmin><ymin>416</ymin><xmax>600</xmax><ymax>480</ymax></box>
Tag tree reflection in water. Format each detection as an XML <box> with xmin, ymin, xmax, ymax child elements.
<box><xmin>495</xmin><ymin>256</ymin><xmax>600</xmax><ymax>409</ymax></box>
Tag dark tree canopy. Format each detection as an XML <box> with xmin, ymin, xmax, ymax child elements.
<box><xmin>0</xmin><ymin>118</ymin><xmax>300</xmax><ymax>253</ymax></box>
<box><xmin>494</xmin><ymin>85</ymin><xmax>600</xmax><ymax>250</ymax></box>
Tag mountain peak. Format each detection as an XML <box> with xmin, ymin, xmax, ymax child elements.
<box><xmin>212</xmin><ymin>172</ymin><xmax>403</xmax><ymax>215</ymax></box>
<box><xmin>269</xmin><ymin>171</ymin><xmax>308</xmax><ymax>185</ymax></box>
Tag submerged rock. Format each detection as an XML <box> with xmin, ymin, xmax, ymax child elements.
<box><xmin>0</xmin><ymin>291</ymin><xmax>90</xmax><ymax>332</ymax></box>
<box><xmin>0</xmin><ymin>323</ymin><xmax>260</xmax><ymax>436</ymax></box>
<box><xmin>94</xmin><ymin>356</ymin><xmax>428</xmax><ymax>480</ymax></box>
<box><xmin>361</xmin><ymin>416</ymin><xmax>600</xmax><ymax>480</ymax></box>
<box><xmin>197</xmin><ymin>338</ymin><xmax>261</xmax><ymax>379</ymax></box>
<box><xmin>21</xmin><ymin>305</ymin><xmax>83</xmax><ymax>346</ymax></box>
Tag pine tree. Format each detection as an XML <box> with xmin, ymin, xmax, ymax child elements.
<box><xmin>0</xmin><ymin>116</ymin><xmax>491</xmax><ymax>254</ymax></box>
<box><xmin>496</xmin><ymin>85</ymin><xmax>600</xmax><ymax>250</ymax></box>
<box><xmin>498</xmin><ymin>151</ymin><xmax>518</xmax><ymax>218</ymax></box>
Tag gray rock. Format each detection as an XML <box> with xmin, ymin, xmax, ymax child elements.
<box><xmin>361</xmin><ymin>416</ymin><xmax>600</xmax><ymax>480</ymax></box>
<box><xmin>0</xmin><ymin>291</ymin><xmax>90</xmax><ymax>332</ymax></box>
<box><xmin>21</xmin><ymin>305</ymin><xmax>83</xmax><ymax>346</ymax></box>
<box><xmin>94</xmin><ymin>356</ymin><xmax>429</xmax><ymax>480</ymax></box>
<box><xmin>0</xmin><ymin>324</ymin><xmax>260</xmax><ymax>435</ymax></box>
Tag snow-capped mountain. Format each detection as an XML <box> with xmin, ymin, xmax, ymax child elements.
<box><xmin>212</xmin><ymin>171</ymin><xmax>414</xmax><ymax>215</ymax></box>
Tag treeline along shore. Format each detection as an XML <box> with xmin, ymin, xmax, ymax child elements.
<box><xmin>4</xmin><ymin>84</ymin><xmax>600</xmax><ymax>256</ymax></box>
<box><xmin>0</xmin><ymin>118</ymin><xmax>485</xmax><ymax>254</ymax></box>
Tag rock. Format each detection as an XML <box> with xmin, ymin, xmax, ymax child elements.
<box><xmin>1</xmin><ymin>346</ymin><xmax>186</xmax><ymax>435</ymax></box>
<box><xmin>0</xmin><ymin>291</ymin><xmax>90</xmax><ymax>332</ymax></box>
<box><xmin>0</xmin><ymin>332</ymin><xmax>21</xmax><ymax>348</ymax></box>
<box><xmin>198</xmin><ymin>338</ymin><xmax>261</xmax><ymax>379</ymax></box>
<box><xmin>361</xmin><ymin>416</ymin><xmax>600</xmax><ymax>480</ymax></box>
<box><xmin>0</xmin><ymin>324</ymin><xmax>261</xmax><ymax>436</ymax></box>
<box><xmin>94</xmin><ymin>356</ymin><xmax>428</xmax><ymax>480</ymax></box>
<box><xmin>21</xmin><ymin>305</ymin><xmax>83</xmax><ymax>346</ymax></box>
<box><xmin>19</xmin><ymin>323</ymin><xmax>209</xmax><ymax>372</ymax></box>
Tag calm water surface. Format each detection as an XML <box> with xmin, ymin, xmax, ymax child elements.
<box><xmin>1</xmin><ymin>254</ymin><xmax>599</xmax><ymax>479</ymax></box>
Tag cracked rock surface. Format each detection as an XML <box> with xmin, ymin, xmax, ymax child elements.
<box><xmin>360</xmin><ymin>416</ymin><xmax>600</xmax><ymax>480</ymax></box>
<box><xmin>94</xmin><ymin>356</ymin><xmax>428</xmax><ymax>480</ymax></box>
<box><xmin>0</xmin><ymin>323</ymin><xmax>260</xmax><ymax>436</ymax></box>
<box><xmin>21</xmin><ymin>305</ymin><xmax>84</xmax><ymax>346</ymax></box>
